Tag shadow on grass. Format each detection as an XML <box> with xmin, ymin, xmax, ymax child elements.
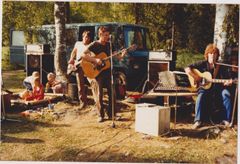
<box><xmin>1</xmin><ymin>117</ymin><xmax>70</xmax><ymax>134</ymax></box>
<box><xmin>1</xmin><ymin>135</ymin><xmax>44</xmax><ymax>144</ymax></box>
<box><xmin>42</xmin><ymin>146</ymin><xmax>193</xmax><ymax>163</ymax></box>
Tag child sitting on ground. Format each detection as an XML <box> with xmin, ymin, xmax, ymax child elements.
<box><xmin>23</xmin><ymin>71</ymin><xmax>39</xmax><ymax>91</ymax></box>
<box><xmin>45</xmin><ymin>72</ymin><xmax>64</xmax><ymax>93</ymax></box>
<box><xmin>20</xmin><ymin>76</ymin><xmax>44</xmax><ymax>101</ymax></box>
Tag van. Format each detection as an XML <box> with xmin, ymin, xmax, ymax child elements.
<box><xmin>10</xmin><ymin>22</ymin><xmax>176</xmax><ymax>99</ymax></box>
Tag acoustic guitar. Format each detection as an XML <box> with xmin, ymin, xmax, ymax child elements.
<box><xmin>187</xmin><ymin>69</ymin><xmax>238</xmax><ymax>90</ymax></box>
<box><xmin>81</xmin><ymin>44</ymin><xmax>136</xmax><ymax>78</ymax></box>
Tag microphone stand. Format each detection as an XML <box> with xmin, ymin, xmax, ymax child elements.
<box><xmin>109</xmin><ymin>35</ymin><xmax>115</xmax><ymax>128</ymax></box>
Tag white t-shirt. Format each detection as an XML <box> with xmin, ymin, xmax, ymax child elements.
<box><xmin>24</xmin><ymin>76</ymin><xmax>34</xmax><ymax>83</ymax></box>
<box><xmin>74</xmin><ymin>41</ymin><xmax>88</xmax><ymax>61</ymax></box>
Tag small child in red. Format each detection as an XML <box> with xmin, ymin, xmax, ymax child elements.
<box><xmin>20</xmin><ymin>77</ymin><xmax>44</xmax><ymax>101</ymax></box>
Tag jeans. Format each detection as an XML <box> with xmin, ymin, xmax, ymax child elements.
<box><xmin>23</xmin><ymin>81</ymin><xmax>32</xmax><ymax>91</ymax></box>
<box><xmin>88</xmin><ymin>69</ymin><xmax>116</xmax><ymax>118</ymax></box>
<box><xmin>194</xmin><ymin>88</ymin><xmax>232</xmax><ymax>122</ymax></box>
<box><xmin>76</xmin><ymin>67</ymin><xmax>87</xmax><ymax>103</ymax></box>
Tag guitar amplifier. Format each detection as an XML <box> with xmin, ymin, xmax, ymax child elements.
<box><xmin>149</xmin><ymin>50</ymin><xmax>176</xmax><ymax>61</ymax></box>
<box><xmin>25</xmin><ymin>44</ymin><xmax>50</xmax><ymax>55</ymax></box>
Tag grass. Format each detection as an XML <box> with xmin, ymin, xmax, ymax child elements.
<box><xmin>0</xmin><ymin>70</ymin><xmax>238</xmax><ymax>163</ymax></box>
<box><xmin>0</xmin><ymin>48</ymin><xmax>237</xmax><ymax>163</ymax></box>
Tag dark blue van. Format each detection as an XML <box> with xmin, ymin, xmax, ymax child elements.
<box><xmin>10</xmin><ymin>22</ymin><xmax>175</xmax><ymax>98</ymax></box>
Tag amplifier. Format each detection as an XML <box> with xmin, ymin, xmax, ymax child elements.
<box><xmin>25</xmin><ymin>44</ymin><xmax>50</xmax><ymax>55</ymax></box>
<box><xmin>135</xmin><ymin>103</ymin><xmax>170</xmax><ymax>136</ymax></box>
<box><xmin>149</xmin><ymin>50</ymin><xmax>175</xmax><ymax>61</ymax></box>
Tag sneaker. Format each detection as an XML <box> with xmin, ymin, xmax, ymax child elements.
<box><xmin>222</xmin><ymin>120</ymin><xmax>230</xmax><ymax>127</ymax></box>
<box><xmin>192</xmin><ymin>121</ymin><xmax>202</xmax><ymax>129</ymax></box>
<box><xmin>97</xmin><ymin>117</ymin><xmax>104</xmax><ymax>123</ymax></box>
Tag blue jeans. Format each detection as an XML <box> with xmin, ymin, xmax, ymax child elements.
<box><xmin>23</xmin><ymin>81</ymin><xmax>32</xmax><ymax>91</ymax></box>
<box><xmin>194</xmin><ymin>88</ymin><xmax>232</xmax><ymax>122</ymax></box>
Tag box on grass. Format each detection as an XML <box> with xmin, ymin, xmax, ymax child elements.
<box><xmin>135</xmin><ymin>103</ymin><xmax>170</xmax><ymax>136</ymax></box>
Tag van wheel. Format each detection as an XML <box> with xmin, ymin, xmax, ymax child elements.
<box><xmin>114</xmin><ymin>71</ymin><xmax>127</xmax><ymax>100</ymax></box>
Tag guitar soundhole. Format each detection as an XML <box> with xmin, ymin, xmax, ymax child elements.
<box><xmin>96</xmin><ymin>62</ymin><xmax>106</xmax><ymax>70</ymax></box>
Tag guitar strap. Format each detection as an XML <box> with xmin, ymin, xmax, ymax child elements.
<box><xmin>213</xmin><ymin>64</ymin><xmax>220</xmax><ymax>79</ymax></box>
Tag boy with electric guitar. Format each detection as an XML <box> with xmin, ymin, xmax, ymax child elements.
<box><xmin>185</xmin><ymin>43</ymin><xmax>236</xmax><ymax>129</ymax></box>
<box><xmin>68</xmin><ymin>30</ymin><xmax>92</xmax><ymax>109</ymax></box>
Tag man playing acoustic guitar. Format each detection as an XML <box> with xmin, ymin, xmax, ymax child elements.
<box><xmin>185</xmin><ymin>43</ymin><xmax>234</xmax><ymax>129</ymax></box>
<box><xmin>68</xmin><ymin>30</ymin><xmax>92</xmax><ymax>109</ymax></box>
<box><xmin>82</xmin><ymin>26</ymin><xmax>127</xmax><ymax>123</ymax></box>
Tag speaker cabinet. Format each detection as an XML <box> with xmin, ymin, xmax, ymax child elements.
<box><xmin>26</xmin><ymin>54</ymin><xmax>54</xmax><ymax>85</ymax></box>
<box><xmin>148</xmin><ymin>60</ymin><xmax>170</xmax><ymax>85</ymax></box>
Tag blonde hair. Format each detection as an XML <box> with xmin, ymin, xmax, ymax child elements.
<box><xmin>33</xmin><ymin>77</ymin><xmax>40</xmax><ymax>86</ymax></box>
<box><xmin>204</xmin><ymin>44</ymin><xmax>220</xmax><ymax>60</ymax></box>
<box><xmin>47</xmin><ymin>72</ymin><xmax>56</xmax><ymax>80</ymax></box>
<box><xmin>32</xmin><ymin>71</ymin><xmax>39</xmax><ymax>78</ymax></box>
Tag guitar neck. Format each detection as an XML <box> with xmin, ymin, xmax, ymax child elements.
<box><xmin>211</xmin><ymin>79</ymin><xmax>231</xmax><ymax>84</ymax></box>
<box><xmin>104</xmin><ymin>46</ymin><xmax>133</xmax><ymax>61</ymax></box>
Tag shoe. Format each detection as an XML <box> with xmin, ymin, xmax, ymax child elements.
<box><xmin>192</xmin><ymin>121</ymin><xmax>202</xmax><ymax>129</ymax></box>
<box><xmin>222</xmin><ymin>120</ymin><xmax>230</xmax><ymax>127</ymax></box>
<box><xmin>97</xmin><ymin>117</ymin><xmax>104</xmax><ymax>123</ymax></box>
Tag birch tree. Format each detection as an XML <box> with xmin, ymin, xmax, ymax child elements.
<box><xmin>54</xmin><ymin>2</ymin><xmax>67</xmax><ymax>81</ymax></box>
<box><xmin>213</xmin><ymin>4</ymin><xmax>229</xmax><ymax>60</ymax></box>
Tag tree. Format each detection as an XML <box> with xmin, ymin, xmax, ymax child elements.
<box><xmin>2</xmin><ymin>1</ymin><xmax>54</xmax><ymax>46</ymax></box>
<box><xmin>54</xmin><ymin>2</ymin><xmax>67</xmax><ymax>81</ymax></box>
<box><xmin>214</xmin><ymin>4</ymin><xmax>229</xmax><ymax>60</ymax></box>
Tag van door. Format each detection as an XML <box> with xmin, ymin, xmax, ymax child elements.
<box><xmin>123</xmin><ymin>26</ymin><xmax>149</xmax><ymax>90</ymax></box>
<box><xmin>9</xmin><ymin>29</ymin><xmax>25</xmax><ymax>66</ymax></box>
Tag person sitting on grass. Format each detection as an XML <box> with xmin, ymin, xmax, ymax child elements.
<box><xmin>45</xmin><ymin>72</ymin><xmax>64</xmax><ymax>94</ymax></box>
<box><xmin>20</xmin><ymin>76</ymin><xmax>44</xmax><ymax>101</ymax></box>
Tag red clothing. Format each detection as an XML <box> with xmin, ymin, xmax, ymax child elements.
<box><xmin>25</xmin><ymin>84</ymin><xmax>44</xmax><ymax>101</ymax></box>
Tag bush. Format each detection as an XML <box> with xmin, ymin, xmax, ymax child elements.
<box><xmin>176</xmin><ymin>49</ymin><xmax>204</xmax><ymax>70</ymax></box>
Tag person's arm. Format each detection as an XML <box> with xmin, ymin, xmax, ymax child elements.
<box><xmin>83</xmin><ymin>43</ymin><xmax>102</xmax><ymax>65</ymax></box>
<box><xmin>68</xmin><ymin>48</ymin><xmax>77</xmax><ymax>64</ymax></box>
<box><xmin>185</xmin><ymin>67</ymin><xmax>202</xmax><ymax>83</ymax></box>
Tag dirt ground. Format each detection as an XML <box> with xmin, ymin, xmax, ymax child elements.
<box><xmin>0</xmin><ymin>70</ymin><xmax>238</xmax><ymax>163</ymax></box>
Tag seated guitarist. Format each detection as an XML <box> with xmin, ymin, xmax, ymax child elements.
<box><xmin>82</xmin><ymin>26</ymin><xmax>127</xmax><ymax>123</ymax></box>
<box><xmin>185</xmin><ymin>43</ymin><xmax>233</xmax><ymax>129</ymax></box>
<box><xmin>68</xmin><ymin>30</ymin><xmax>92</xmax><ymax>109</ymax></box>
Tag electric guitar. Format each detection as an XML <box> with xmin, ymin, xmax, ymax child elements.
<box><xmin>81</xmin><ymin>44</ymin><xmax>136</xmax><ymax>78</ymax></box>
<box><xmin>187</xmin><ymin>69</ymin><xmax>238</xmax><ymax>90</ymax></box>
<box><xmin>67</xmin><ymin>59</ymin><xmax>82</xmax><ymax>75</ymax></box>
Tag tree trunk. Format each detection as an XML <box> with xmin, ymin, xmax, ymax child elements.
<box><xmin>54</xmin><ymin>2</ymin><xmax>67</xmax><ymax>81</ymax></box>
<box><xmin>214</xmin><ymin>4</ymin><xmax>229</xmax><ymax>60</ymax></box>
<box><xmin>134</xmin><ymin>3</ymin><xmax>143</xmax><ymax>24</ymax></box>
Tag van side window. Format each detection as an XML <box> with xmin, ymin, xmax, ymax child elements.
<box><xmin>11</xmin><ymin>31</ymin><xmax>25</xmax><ymax>46</ymax></box>
<box><xmin>134</xmin><ymin>30</ymin><xmax>144</xmax><ymax>49</ymax></box>
<box><xmin>125</xmin><ymin>28</ymin><xmax>144</xmax><ymax>50</ymax></box>
<box><xmin>145</xmin><ymin>31</ymin><xmax>152</xmax><ymax>50</ymax></box>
